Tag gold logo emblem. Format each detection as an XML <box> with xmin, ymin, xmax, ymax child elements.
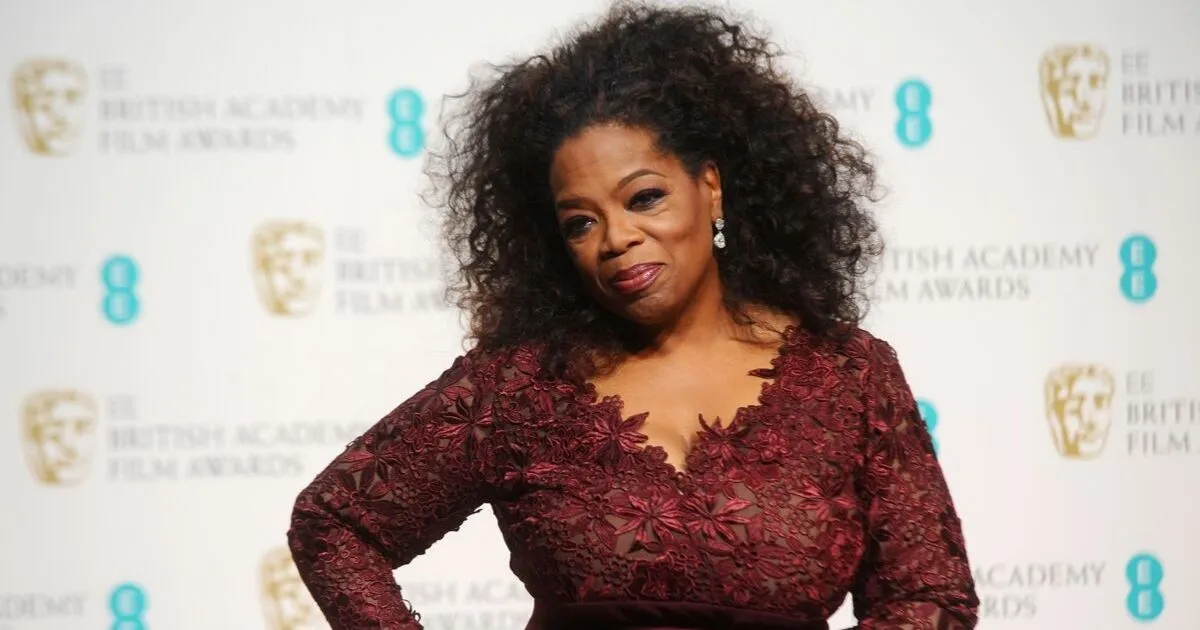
<box><xmin>1040</xmin><ymin>45</ymin><xmax>1110</xmax><ymax>139</ymax></box>
<box><xmin>260</xmin><ymin>547</ymin><xmax>323</xmax><ymax>630</ymax></box>
<box><xmin>251</xmin><ymin>221</ymin><xmax>326</xmax><ymax>316</ymax></box>
<box><xmin>21</xmin><ymin>390</ymin><xmax>98</xmax><ymax>485</ymax></box>
<box><xmin>1045</xmin><ymin>364</ymin><xmax>1115</xmax><ymax>459</ymax></box>
<box><xmin>12</xmin><ymin>59</ymin><xmax>88</xmax><ymax>156</ymax></box>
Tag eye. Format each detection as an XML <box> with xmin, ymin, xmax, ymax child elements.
<box><xmin>560</xmin><ymin>215</ymin><xmax>594</xmax><ymax>239</ymax></box>
<box><xmin>629</xmin><ymin>188</ymin><xmax>666</xmax><ymax>209</ymax></box>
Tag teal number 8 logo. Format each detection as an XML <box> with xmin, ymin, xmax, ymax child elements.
<box><xmin>109</xmin><ymin>582</ymin><xmax>148</xmax><ymax>630</ymax></box>
<box><xmin>916</xmin><ymin>398</ymin><xmax>939</xmax><ymax>453</ymax></box>
<box><xmin>1120</xmin><ymin>234</ymin><xmax>1158</xmax><ymax>303</ymax></box>
<box><xmin>894</xmin><ymin>79</ymin><xmax>933</xmax><ymax>148</ymax></box>
<box><xmin>101</xmin><ymin>255</ymin><xmax>140</xmax><ymax>325</ymax></box>
<box><xmin>388</xmin><ymin>88</ymin><xmax>426</xmax><ymax>158</ymax></box>
<box><xmin>1126</xmin><ymin>553</ymin><xmax>1164</xmax><ymax>621</ymax></box>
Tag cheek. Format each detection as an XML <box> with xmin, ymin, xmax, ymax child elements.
<box><xmin>565</xmin><ymin>241</ymin><xmax>602</xmax><ymax>278</ymax></box>
<box><xmin>656</xmin><ymin>213</ymin><xmax>710</xmax><ymax>262</ymax></box>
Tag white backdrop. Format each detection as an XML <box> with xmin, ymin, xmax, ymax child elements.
<box><xmin>2</xmin><ymin>0</ymin><xmax>1198</xmax><ymax>628</ymax></box>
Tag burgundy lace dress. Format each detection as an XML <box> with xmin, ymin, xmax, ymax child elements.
<box><xmin>287</xmin><ymin>326</ymin><xmax>979</xmax><ymax>629</ymax></box>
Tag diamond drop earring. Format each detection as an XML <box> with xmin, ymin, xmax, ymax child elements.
<box><xmin>713</xmin><ymin>218</ymin><xmax>727</xmax><ymax>249</ymax></box>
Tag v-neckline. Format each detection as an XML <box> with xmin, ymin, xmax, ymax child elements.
<box><xmin>579</xmin><ymin>324</ymin><xmax>800</xmax><ymax>480</ymax></box>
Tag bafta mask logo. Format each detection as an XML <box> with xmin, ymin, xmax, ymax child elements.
<box><xmin>1045</xmin><ymin>364</ymin><xmax>1115</xmax><ymax>459</ymax></box>
<box><xmin>12</xmin><ymin>59</ymin><xmax>88</xmax><ymax>156</ymax></box>
<box><xmin>21</xmin><ymin>390</ymin><xmax>98</xmax><ymax>486</ymax></box>
<box><xmin>260</xmin><ymin>547</ymin><xmax>323</xmax><ymax>630</ymax></box>
<box><xmin>251</xmin><ymin>221</ymin><xmax>326</xmax><ymax>316</ymax></box>
<box><xmin>1040</xmin><ymin>45</ymin><xmax>1110</xmax><ymax>139</ymax></box>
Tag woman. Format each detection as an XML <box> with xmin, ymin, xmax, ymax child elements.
<box><xmin>287</xmin><ymin>2</ymin><xmax>979</xmax><ymax>628</ymax></box>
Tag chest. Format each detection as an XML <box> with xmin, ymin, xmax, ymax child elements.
<box><xmin>585</xmin><ymin>354</ymin><xmax>781</xmax><ymax>472</ymax></box>
<box><xmin>591</xmin><ymin>363</ymin><xmax>771</xmax><ymax>420</ymax></box>
<box><xmin>492</xmin><ymin>395</ymin><xmax>869</xmax><ymax>611</ymax></box>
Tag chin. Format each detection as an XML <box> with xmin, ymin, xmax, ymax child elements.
<box><xmin>606</xmin><ymin>293</ymin><xmax>677</xmax><ymax>328</ymax></box>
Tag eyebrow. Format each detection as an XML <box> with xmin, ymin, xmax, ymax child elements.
<box><xmin>617</xmin><ymin>168</ymin><xmax>664</xmax><ymax>189</ymax></box>
<box><xmin>554</xmin><ymin>168</ymin><xmax>665</xmax><ymax>211</ymax></box>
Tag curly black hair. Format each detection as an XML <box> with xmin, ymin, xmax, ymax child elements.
<box><xmin>425</xmin><ymin>0</ymin><xmax>882</xmax><ymax>380</ymax></box>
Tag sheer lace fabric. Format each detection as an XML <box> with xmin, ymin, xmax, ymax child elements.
<box><xmin>287</xmin><ymin>326</ymin><xmax>979</xmax><ymax>629</ymax></box>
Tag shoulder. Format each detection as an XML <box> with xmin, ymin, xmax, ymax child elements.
<box><xmin>772</xmin><ymin>325</ymin><xmax>918</xmax><ymax>434</ymax></box>
<box><xmin>792</xmin><ymin>323</ymin><xmax>901</xmax><ymax>373</ymax></box>
<box><xmin>786</xmin><ymin>324</ymin><xmax>914</xmax><ymax>403</ymax></box>
<box><xmin>453</xmin><ymin>340</ymin><xmax>547</xmax><ymax>387</ymax></box>
<box><xmin>824</xmin><ymin>326</ymin><xmax>917</xmax><ymax>414</ymax></box>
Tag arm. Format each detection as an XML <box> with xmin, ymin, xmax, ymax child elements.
<box><xmin>848</xmin><ymin>339</ymin><xmax>979</xmax><ymax>630</ymax></box>
<box><xmin>287</xmin><ymin>350</ymin><xmax>503</xmax><ymax>629</ymax></box>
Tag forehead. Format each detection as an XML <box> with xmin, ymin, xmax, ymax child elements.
<box><xmin>34</xmin><ymin>69</ymin><xmax>84</xmax><ymax>92</ymax></box>
<box><xmin>1067</xmin><ymin>375</ymin><xmax>1110</xmax><ymax>394</ymax></box>
<box><xmin>263</xmin><ymin>228</ymin><xmax>320</xmax><ymax>251</ymax></box>
<box><xmin>279</xmin><ymin>232</ymin><xmax>320</xmax><ymax>248</ymax></box>
<box><xmin>1064</xmin><ymin>55</ymin><xmax>1105</xmax><ymax>75</ymax></box>
<box><xmin>44</xmin><ymin>399</ymin><xmax>93</xmax><ymax>418</ymax></box>
<box><xmin>549</xmin><ymin>124</ymin><xmax>673</xmax><ymax>188</ymax></box>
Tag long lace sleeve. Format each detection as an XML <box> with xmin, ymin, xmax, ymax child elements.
<box><xmin>286</xmin><ymin>350</ymin><xmax>503</xmax><ymax>630</ymax></box>
<box><xmin>848</xmin><ymin>339</ymin><xmax>979</xmax><ymax>630</ymax></box>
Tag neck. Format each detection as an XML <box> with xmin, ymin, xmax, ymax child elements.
<box><xmin>640</xmin><ymin>290</ymin><xmax>734</xmax><ymax>356</ymax></box>
<box><xmin>631</xmin><ymin>266</ymin><xmax>775</xmax><ymax>357</ymax></box>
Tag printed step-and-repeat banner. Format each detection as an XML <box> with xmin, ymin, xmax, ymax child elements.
<box><xmin>2</xmin><ymin>0</ymin><xmax>1197</xmax><ymax>628</ymax></box>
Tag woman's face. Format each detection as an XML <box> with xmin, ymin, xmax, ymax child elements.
<box><xmin>549</xmin><ymin>124</ymin><xmax>723</xmax><ymax>328</ymax></box>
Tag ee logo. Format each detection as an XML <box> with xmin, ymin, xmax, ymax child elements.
<box><xmin>101</xmin><ymin>255</ymin><xmax>140</xmax><ymax>325</ymax></box>
<box><xmin>894</xmin><ymin>79</ymin><xmax>932</xmax><ymax>148</ymax></box>
<box><xmin>1120</xmin><ymin>234</ymin><xmax>1158</xmax><ymax>303</ymax></box>
<box><xmin>916</xmin><ymin>398</ymin><xmax>939</xmax><ymax>453</ymax></box>
<box><xmin>1125</xmin><ymin>553</ymin><xmax>1164</xmax><ymax>621</ymax></box>
<box><xmin>388</xmin><ymin>88</ymin><xmax>426</xmax><ymax>158</ymax></box>
<box><xmin>109</xmin><ymin>582</ymin><xmax>148</xmax><ymax>629</ymax></box>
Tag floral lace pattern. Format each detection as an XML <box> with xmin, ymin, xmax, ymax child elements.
<box><xmin>287</xmin><ymin>326</ymin><xmax>979</xmax><ymax>629</ymax></box>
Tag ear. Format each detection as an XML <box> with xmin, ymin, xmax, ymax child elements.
<box><xmin>699</xmin><ymin>161</ymin><xmax>723</xmax><ymax>223</ymax></box>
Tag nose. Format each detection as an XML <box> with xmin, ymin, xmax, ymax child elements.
<box><xmin>1080</xmin><ymin>402</ymin><xmax>1097</xmax><ymax>426</ymax></box>
<box><xmin>600</xmin><ymin>211</ymin><xmax>643</xmax><ymax>259</ymax></box>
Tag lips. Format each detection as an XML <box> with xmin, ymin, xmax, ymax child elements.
<box><xmin>608</xmin><ymin>263</ymin><xmax>664</xmax><ymax>295</ymax></box>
